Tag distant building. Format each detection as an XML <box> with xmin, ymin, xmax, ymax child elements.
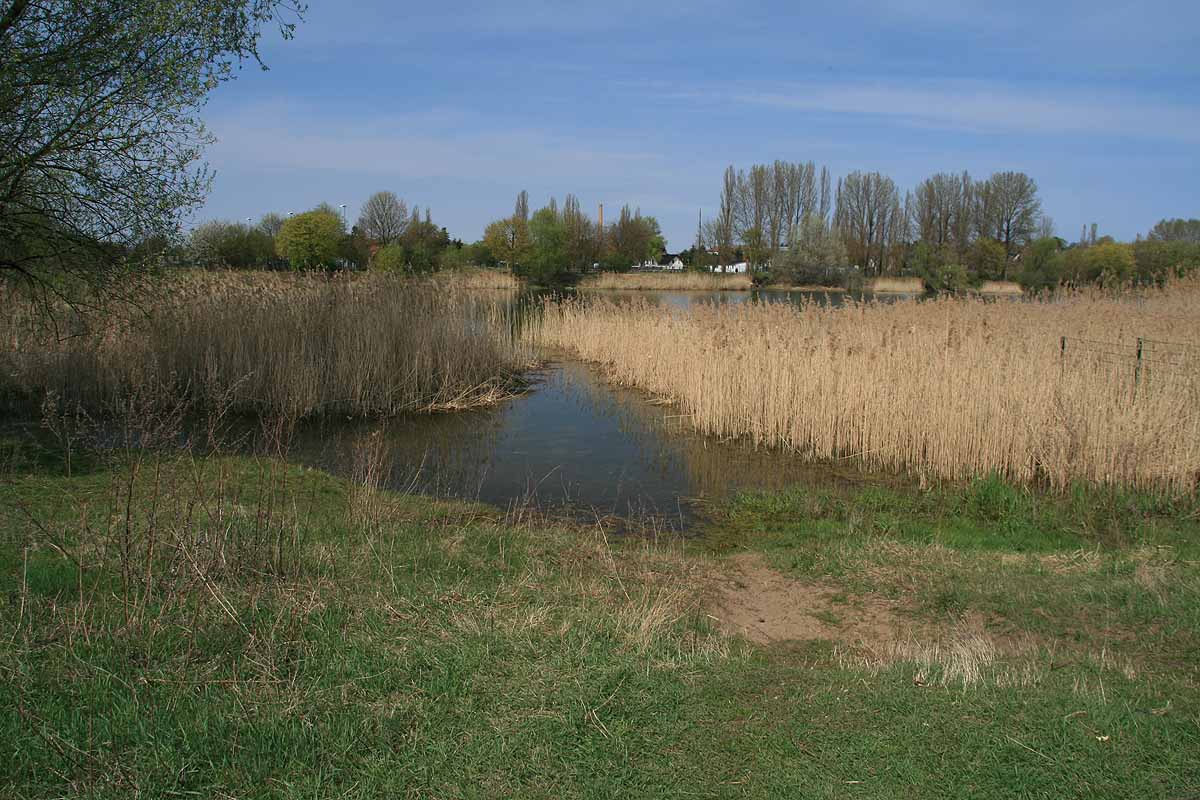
<box><xmin>709</xmin><ymin>262</ymin><xmax>748</xmax><ymax>274</ymax></box>
<box><xmin>633</xmin><ymin>253</ymin><xmax>685</xmax><ymax>271</ymax></box>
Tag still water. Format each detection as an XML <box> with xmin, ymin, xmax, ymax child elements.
<box><xmin>286</xmin><ymin>359</ymin><xmax>867</xmax><ymax>529</ymax></box>
<box><xmin>577</xmin><ymin>287</ymin><xmax>916</xmax><ymax>310</ymax></box>
<box><xmin>285</xmin><ymin>289</ymin><xmax>911</xmax><ymax>528</ymax></box>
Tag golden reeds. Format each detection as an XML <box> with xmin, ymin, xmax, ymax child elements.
<box><xmin>867</xmin><ymin>276</ymin><xmax>925</xmax><ymax>294</ymax></box>
<box><xmin>528</xmin><ymin>280</ymin><xmax>1200</xmax><ymax>493</ymax></box>
<box><xmin>2</xmin><ymin>271</ymin><xmax>534</xmax><ymax>418</ymax></box>
<box><xmin>434</xmin><ymin>268</ymin><xmax>521</xmax><ymax>290</ymax></box>
<box><xmin>579</xmin><ymin>272</ymin><xmax>754</xmax><ymax>291</ymax></box>
<box><xmin>976</xmin><ymin>281</ymin><xmax>1024</xmax><ymax>296</ymax></box>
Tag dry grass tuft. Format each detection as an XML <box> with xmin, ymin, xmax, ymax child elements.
<box><xmin>841</xmin><ymin>625</ymin><xmax>1044</xmax><ymax>688</ymax></box>
<box><xmin>1039</xmin><ymin>549</ymin><xmax>1104</xmax><ymax>575</ymax></box>
<box><xmin>579</xmin><ymin>272</ymin><xmax>754</xmax><ymax>291</ymax></box>
<box><xmin>1131</xmin><ymin>547</ymin><xmax>1177</xmax><ymax>606</ymax></box>
<box><xmin>614</xmin><ymin>584</ymin><xmax>692</xmax><ymax>651</ymax></box>
<box><xmin>529</xmin><ymin>279</ymin><xmax>1200</xmax><ymax>493</ymax></box>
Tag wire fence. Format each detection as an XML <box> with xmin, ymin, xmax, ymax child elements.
<box><xmin>1060</xmin><ymin>336</ymin><xmax>1197</xmax><ymax>395</ymax></box>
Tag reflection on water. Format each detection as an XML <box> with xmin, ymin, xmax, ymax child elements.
<box><xmin>285</xmin><ymin>358</ymin><xmax>874</xmax><ymax>529</ymax></box>
<box><xmin>578</xmin><ymin>288</ymin><xmax>918</xmax><ymax>310</ymax></box>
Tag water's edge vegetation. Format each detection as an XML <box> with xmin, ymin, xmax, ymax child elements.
<box><xmin>2</xmin><ymin>428</ymin><xmax>1196</xmax><ymax>797</ymax></box>
<box><xmin>1</xmin><ymin>272</ymin><xmax>534</xmax><ymax>419</ymax></box>
<box><xmin>531</xmin><ymin>279</ymin><xmax>1200</xmax><ymax>495</ymax></box>
<box><xmin>2</xmin><ymin>272</ymin><xmax>1198</xmax><ymax>797</ymax></box>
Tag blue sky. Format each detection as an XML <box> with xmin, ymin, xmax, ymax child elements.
<box><xmin>198</xmin><ymin>0</ymin><xmax>1200</xmax><ymax>249</ymax></box>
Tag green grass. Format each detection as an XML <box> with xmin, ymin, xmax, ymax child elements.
<box><xmin>710</xmin><ymin>475</ymin><xmax>1200</xmax><ymax>556</ymax></box>
<box><xmin>2</xmin><ymin>443</ymin><xmax>1198</xmax><ymax>798</ymax></box>
<box><xmin>704</xmin><ymin>477</ymin><xmax>1200</xmax><ymax>710</ymax></box>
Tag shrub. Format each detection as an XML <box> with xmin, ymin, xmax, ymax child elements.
<box><xmin>276</xmin><ymin>208</ymin><xmax>344</xmax><ymax>269</ymax></box>
<box><xmin>373</xmin><ymin>243</ymin><xmax>407</xmax><ymax>272</ymax></box>
<box><xmin>1018</xmin><ymin>238</ymin><xmax>1064</xmax><ymax>292</ymax></box>
<box><xmin>1063</xmin><ymin>242</ymin><xmax>1135</xmax><ymax>287</ymax></box>
<box><xmin>920</xmin><ymin>262</ymin><xmax>971</xmax><ymax>294</ymax></box>
<box><xmin>189</xmin><ymin>221</ymin><xmax>276</xmax><ymax>268</ymax></box>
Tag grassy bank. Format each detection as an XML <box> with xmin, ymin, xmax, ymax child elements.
<box><xmin>529</xmin><ymin>279</ymin><xmax>1200</xmax><ymax>494</ymax></box>
<box><xmin>0</xmin><ymin>272</ymin><xmax>533</xmax><ymax>419</ymax></box>
<box><xmin>579</xmin><ymin>271</ymin><xmax>754</xmax><ymax>291</ymax></box>
<box><xmin>1</xmin><ymin>434</ymin><xmax>1196</xmax><ymax>798</ymax></box>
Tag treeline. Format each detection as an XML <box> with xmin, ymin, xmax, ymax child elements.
<box><xmin>704</xmin><ymin>161</ymin><xmax>1200</xmax><ymax>290</ymax></box>
<box><xmin>183</xmin><ymin>188</ymin><xmax>666</xmax><ymax>281</ymax></box>
<box><xmin>478</xmin><ymin>191</ymin><xmax>664</xmax><ymax>282</ymax></box>
<box><xmin>177</xmin><ymin>179</ymin><xmax>1198</xmax><ymax>290</ymax></box>
<box><xmin>185</xmin><ymin>193</ymin><xmax>458</xmax><ymax>271</ymax></box>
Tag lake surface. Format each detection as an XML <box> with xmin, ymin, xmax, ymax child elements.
<box><xmin>285</xmin><ymin>359</ymin><xmax>878</xmax><ymax>531</ymax></box>
<box><xmin>3</xmin><ymin>288</ymin><xmax>906</xmax><ymax>530</ymax></box>
<box><xmin>577</xmin><ymin>287</ymin><xmax>918</xmax><ymax>310</ymax></box>
<box><xmin>282</xmin><ymin>288</ymin><xmax>920</xmax><ymax>529</ymax></box>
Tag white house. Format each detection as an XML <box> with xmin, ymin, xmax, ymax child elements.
<box><xmin>709</xmin><ymin>262</ymin><xmax>749</xmax><ymax>274</ymax></box>
<box><xmin>634</xmin><ymin>254</ymin><xmax>686</xmax><ymax>271</ymax></box>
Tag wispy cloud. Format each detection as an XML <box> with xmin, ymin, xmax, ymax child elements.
<box><xmin>206</xmin><ymin>101</ymin><xmax>662</xmax><ymax>182</ymax></box>
<box><xmin>278</xmin><ymin>0</ymin><xmax>734</xmax><ymax>49</ymax></box>
<box><xmin>700</xmin><ymin>80</ymin><xmax>1200</xmax><ymax>144</ymax></box>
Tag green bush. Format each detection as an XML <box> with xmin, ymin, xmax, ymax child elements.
<box><xmin>920</xmin><ymin>262</ymin><xmax>971</xmax><ymax>293</ymax></box>
<box><xmin>276</xmin><ymin>208</ymin><xmax>344</xmax><ymax>269</ymax></box>
<box><xmin>1062</xmin><ymin>242</ymin><xmax>1135</xmax><ymax>286</ymax></box>
<box><xmin>373</xmin><ymin>242</ymin><xmax>407</xmax><ymax>271</ymax></box>
<box><xmin>1018</xmin><ymin>237</ymin><xmax>1064</xmax><ymax>291</ymax></box>
<box><xmin>1133</xmin><ymin>239</ymin><xmax>1200</xmax><ymax>285</ymax></box>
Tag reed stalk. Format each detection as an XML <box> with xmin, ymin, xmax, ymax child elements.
<box><xmin>1</xmin><ymin>271</ymin><xmax>533</xmax><ymax>419</ymax></box>
<box><xmin>528</xmin><ymin>280</ymin><xmax>1200</xmax><ymax>493</ymax></box>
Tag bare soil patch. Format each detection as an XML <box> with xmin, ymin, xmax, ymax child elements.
<box><xmin>709</xmin><ymin>553</ymin><xmax>923</xmax><ymax>647</ymax></box>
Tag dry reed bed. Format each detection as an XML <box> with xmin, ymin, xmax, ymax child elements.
<box><xmin>867</xmin><ymin>276</ymin><xmax>925</xmax><ymax>294</ymax></box>
<box><xmin>528</xmin><ymin>281</ymin><xmax>1200</xmax><ymax>493</ymax></box>
<box><xmin>579</xmin><ymin>272</ymin><xmax>754</xmax><ymax>291</ymax></box>
<box><xmin>1</xmin><ymin>272</ymin><xmax>534</xmax><ymax>418</ymax></box>
<box><xmin>434</xmin><ymin>268</ymin><xmax>522</xmax><ymax>290</ymax></box>
<box><xmin>976</xmin><ymin>281</ymin><xmax>1024</xmax><ymax>296</ymax></box>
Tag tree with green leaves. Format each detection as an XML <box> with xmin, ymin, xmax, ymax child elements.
<box><xmin>276</xmin><ymin>207</ymin><xmax>343</xmax><ymax>270</ymax></box>
<box><xmin>528</xmin><ymin>205</ymin><xmax>567</xmax><ymax>281</ymax></box>
<box><xmin>1147</xmin><ymin>218</ymin><xmax>1200</xmax><ymax>243</ymax></box>
<box><xmin>603</xmin><ymin>205</ymin><xmax>659</xmax><ymax>270</ymax></box>
<box><xmin>775</xmin><ymin>213</ymin><xmax>847</xmax><ymax>286</ymax></box>
<box><xmin>0</xmin><ymin>0</ymin><xmax>305</xmax><ymax>299</ymax></box>
<box><xmin>483</xmin><ymin>217</ymin><xmax>531</xmax><ymax>272</ymax></box>
<box><xmin>561</xmin><ymin>194</ymin><xmax>596</xmax><ymax>271</ymax></box>
<box><xmin>1018</xmin><ymin>237</ymin><xmax>1064</xmax><ymax>292</ymax></box>
<box><xmin>1062</xmin><ymin>241</ymin><xmax>1135</xmax><ymax>287</ymax></box>
<box><xmin>373</xmin><ymin>242</ymin><xmax>406</xmax><ymax>272</ymax></box>
<box><xmin>1133</xmin><ymin>239</ymin><xmax>1200</xmax><ymax>285</ymax></box>
<box><xmin>968</xmin><ymin>238</ymin><xmax>1007</xmax><ymax>280</ymax></box>
<box><xmin>189</xmin><ymin>219</ymin><xmax>275</xmax><ymax>268</ymax></box>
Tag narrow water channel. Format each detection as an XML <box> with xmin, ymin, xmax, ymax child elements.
<box><xmin>284</xmin><ymin>364</ymin><xmax>871</xmax><ymax>531</ymax></box>
<box><xmin>283</xmin><ymin>289</ymin><xmax>919</xmax><ymax>529</ymax></box>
